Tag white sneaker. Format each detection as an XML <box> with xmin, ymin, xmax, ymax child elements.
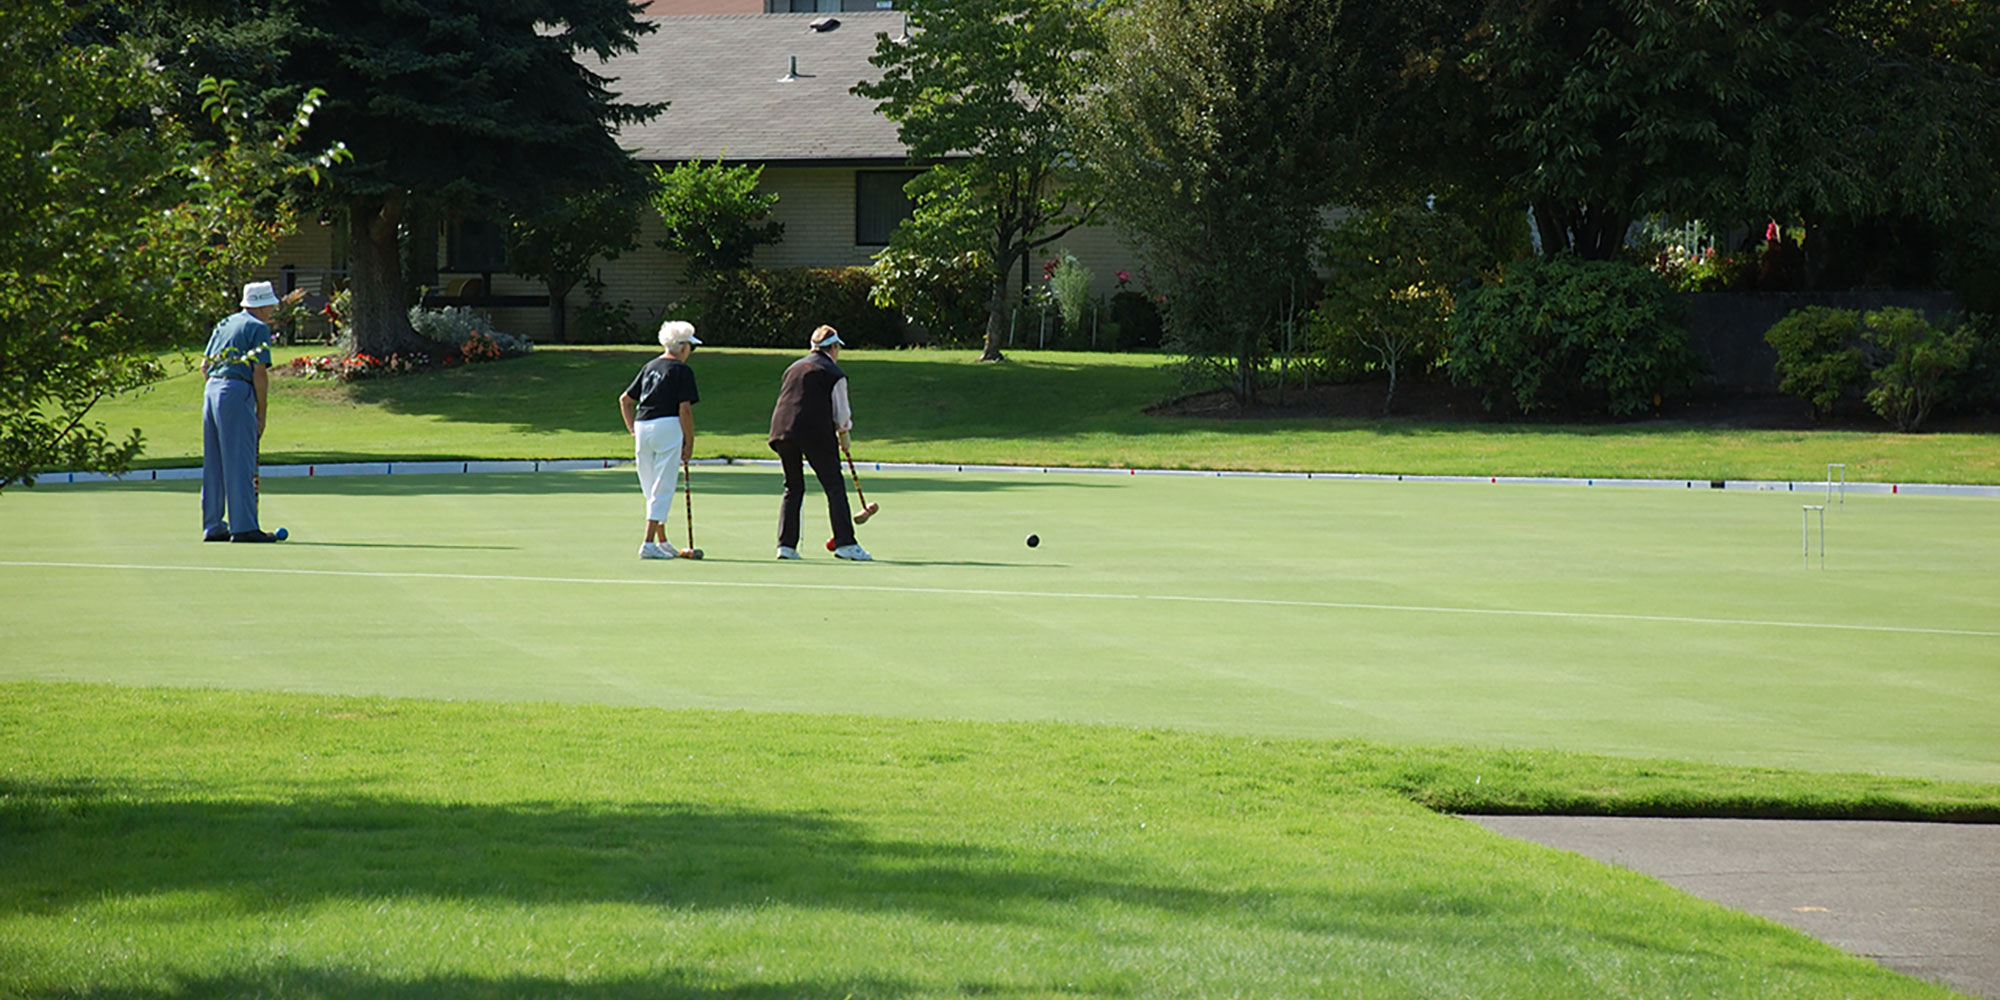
<box><xmin>832</xmin><ymin>543</ymin><xmax>872</xmax><ymax>562</ymax></box>
<box><xmin>775</xmin><ymin>545</ymin><xmax>802</xmax><ymax>560</ymax></box>
<box><xmin>640</xmin><ymin>542</ymin><xmax>676</xmax><ymax>559</ymax></box>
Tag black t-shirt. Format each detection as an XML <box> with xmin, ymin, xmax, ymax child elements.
<box><xmin>625</xmin><ymin>357</ymin><xmax>699</xmax><ymax>423</ymax></box>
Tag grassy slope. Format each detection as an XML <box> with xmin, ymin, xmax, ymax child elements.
<box><xmin>91</xmin><ymin>346</ymin><xmax>2000</xmax><ymax>484</ymax></box>
<box><xmin>0</xmin><ymin>685</ymin><xmax>1970</xmax><ymax>999</ymax></box>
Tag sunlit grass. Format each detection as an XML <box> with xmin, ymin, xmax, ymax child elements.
<box><xmin>0</xmin><ymin>684</ymin><xmax>1974</xmax><ymax>999</ymax></box>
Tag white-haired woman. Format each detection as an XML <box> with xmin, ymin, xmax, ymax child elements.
<box><xmin>619</xmin><ymin>321</ymin><xmax>701</xmax><ymax>559</ymax></box>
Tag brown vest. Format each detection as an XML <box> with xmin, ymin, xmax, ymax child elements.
<box><xmin>768</xmin><ymin>351</ymin><xmax>846</xmax><ymax>447</ymax></box>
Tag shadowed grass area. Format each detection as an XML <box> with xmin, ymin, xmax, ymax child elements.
<box><xmin>0</xmin><ymin>684</ymin><xmax>1977</xmax><ymax>999</ymax></box>
<box><xmin>82</xmin><ymin>346</ymin><xmax>2000</xmax><ymax>484</ymax></box>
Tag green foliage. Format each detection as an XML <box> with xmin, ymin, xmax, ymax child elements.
<box><xmin>649</xmin><ymin>159</ymin><xmax>785</xmax><ymax>284</ymax></box>
<box><xmin>0</xmin><ymin>4</ymin><xmax>340</xmax><ymax>490</ymax></box>
<box><xmin>570</xmin><ymin>275</ymin><xmax>642</xmax><ymax>345</ymax></box>
<box><xmin>856</xmin><ymin>0</ymin><xmax>1108</xmax><ymax>359</ymax></box>
<box><xmin>1312</xmin><ymin>203</ymin><xmax>1487</xmax><ymax>413</ymax></box>
<box><xmin>867</xmin><ymin>170</ymin><xmax>992</xmax><ymax>347</ymax></box>
<box><xmin>507</xmin><ymin>182</ymin><xmax>646</xmax><ymax>342</ymax></box>
<box><xmin>1766</xmin><ymin>306</ymin><xmax>1987</xmax><ymax>429</ymax></box>
<box><xmin>702</xmin><ymin>269</ymin><xmax>903</xmax><ymax>348</ymax></box>
<box><xmin>1449</xmin><ymin>256</ymin><xmax>1702</xmax><ymax>417</ymax></box>
<box><xmin>1764</xmin><ymin>307</ymin><xmax>1869</xmax><ymax>421</ymax></box>
<box><xmin>1086</xmin><ymin>0</ymin><xmax>1347</xmax><ymax>401</ymax></box>
<box><xmin>1047</xmin><ymin>252</ymin><xmax>1094</xmax><ymax>331</ymax></box>
<box><xmin>266</xmin><ymin>0</ymin><xmax>661</xmax><ymax>358</ymax></box>
<box><xmin>1863</xmin><ymin>308</ymin><xmax>1975</xmax><ymax>432</ymax></box>
<box><xmin>1949</xmin><ymin>312</ymin><xmax>2000</xmax><ymax>416</ymax></box>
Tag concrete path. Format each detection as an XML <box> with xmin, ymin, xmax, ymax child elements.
<box><xmin>1469</xmin><ymin>817</ymin><xmax>2000</xmax><ymax>999</ymax></box>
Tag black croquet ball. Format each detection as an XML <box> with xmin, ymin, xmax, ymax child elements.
<box><xmin>1025</xmin><ymin>533</ymin><xmax>1040</xmax><ymax>548</ymax></box>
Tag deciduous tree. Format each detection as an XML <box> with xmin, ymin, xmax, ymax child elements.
<box><xmin>1084</xmin><ymin>0</ymin><xmax>1345</xmax><ymax>402</ymax></box>
<box><xmin>856</xmin><ymin>0</ymin><xmax>1107</xmax><ymax>362</ymax></box>
<box><xmin>1</xmin><ymin>4</ymin><xmax>338</xmax><ymax>490</ymax></box>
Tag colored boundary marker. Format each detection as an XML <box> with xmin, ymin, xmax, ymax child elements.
<box><xmin>34</xmin><ymin>457</ymin><xmax>2000</xmax><ymax>499</ymax></box>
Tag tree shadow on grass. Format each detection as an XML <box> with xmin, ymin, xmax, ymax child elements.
<box><xmin>0</xmin><ymin>779</ymin><xmax>1239</xmax><ymax>927</ymax></box>
<box><xmin>60</xmin><ymin>968</ymin><xmax>934</xmax><ymax>1000</ymax></box>
<box><xmin>0</xmin><ymin>778</ymin><xmax>1510</xmax><ymax>945</ymax></box>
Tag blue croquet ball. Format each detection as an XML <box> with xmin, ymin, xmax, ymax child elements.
<box><xmin>274</xmin><ymin>527</ymin><xmax>288</xmax><ymax>541</ymax></box>
<box><xmin>1025</xmin><ymin>533</ymin><xmax>1039</xmax><ymax>548</ymax></box>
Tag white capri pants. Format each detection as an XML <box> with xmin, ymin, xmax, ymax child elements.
<box><xmin>634</xmin><ymin>417</ymin><xmax>685</xmax><ymax>522</ymax></box>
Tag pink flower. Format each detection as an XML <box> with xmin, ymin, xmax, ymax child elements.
<box><xmin>1765</xmin><ymin>221</ymin><xmax>1780</xmax><ymax>242</ymax></box>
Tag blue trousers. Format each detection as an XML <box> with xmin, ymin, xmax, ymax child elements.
<box><xmin>201</xmin><ymin>378</ymin><xmax>259</xmax><ymax>536</ymax></box>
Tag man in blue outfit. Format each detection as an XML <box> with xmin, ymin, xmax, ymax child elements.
<box><xmin>201</xmin><ymin>281</ymin><xmax>293</xmax><ymax>542</ymax></box>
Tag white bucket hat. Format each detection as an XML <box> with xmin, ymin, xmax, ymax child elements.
<box><xmin>241</xmin><ymin>281</ymin><xmax>280</xmax><ymax>309</ymax></box>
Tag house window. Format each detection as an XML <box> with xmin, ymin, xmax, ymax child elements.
<box><xmin>855</xmin><ymin>170</ymin><xmax>920</xmax><ymax>247</ymax></box>
<box><xmin>446</xmin><ymin>216</ymin><xmax>509</xmax><ymax>272</ymax></box>
<box><xmin>779</xmin><ymin>0</ymin><xmax>840</xmax><ymax>11</ymax></box>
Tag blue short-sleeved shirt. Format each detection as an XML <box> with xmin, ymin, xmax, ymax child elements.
<box><xmin>204</xmin><ymin>311</ymin><xmax>273</xmax><ymax>381</ymax></box>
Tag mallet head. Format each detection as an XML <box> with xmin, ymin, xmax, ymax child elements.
<box><xmin>855</xmin><ymin>502</ymin><xmax>879</xmax><ymax>524</ymax></box>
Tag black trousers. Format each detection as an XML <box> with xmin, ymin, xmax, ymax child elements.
<box><xmin>771</xmin><ymin>438</ymin><xmax>853</xmax><ymax>549</ymax></box>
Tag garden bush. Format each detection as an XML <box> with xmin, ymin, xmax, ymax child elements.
<box><xmin>702</xmin><ymin>267</ymin><xmax>904</xmax><ymax>348</ymax></box>
<box><xmin>1862</xmin><ymin>308</ymin><xmax>1974</xmax><ymax>431</ymax></box>
<box><xmin>1448</xmin><ymin>256</ymin><xmax>1702</xmax><ymax>417</ymax></box>
<box><xmin>1766</xmin><ymin>306</ymin><xmax>1990</xmax><ymax>430</ymax></box>
<box><xmin>867</xmin><ymin>247</ymin><xmax>989</xmax><ymax>348</ymax></box>
<box><xmin>1763</xmin><ymin>306</ymin><xmax>1869</xmax><ymax>421</ymax></box>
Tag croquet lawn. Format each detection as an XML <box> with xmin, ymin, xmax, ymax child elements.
<box><xmin>5</xmin><ymin>465</ymin><xmax>1994</xmax><ymax>783</ymax></box>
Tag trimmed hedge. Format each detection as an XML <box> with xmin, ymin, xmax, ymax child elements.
<box><xmin>702</xmin><ymin>268</ymin><xmax>905</xmax><ymax>348</ymax></box>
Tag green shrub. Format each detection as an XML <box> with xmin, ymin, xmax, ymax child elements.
<box><xmin>702</xmin><ymin>268</ymin><xmax>904</xmax><ymax>348</ymax></box>
<box><xmin>1314</xmin><ymin>202</ymin><xmax>1485</xmax><ymax>413</ymax></box>
<box><xmin>650</xmin><ymin>159</ymin><xmax>784</xmax><ymax>284</ymax></box>
<box><xmin>1763</xmin><ymin>307</ymin><xmax>1869</xmax><ymax>421</ymax></box>
<box><xmin>1945</xmin><ymin>312</ymin><xmax>2000</xmax><ymax>416</ymax></box>
<box><xmin>1863</xmin><ymin>308</ymin><xmax>1975</xmax><ymax>431</ymax></box>
<box><xmin>1048</xmin><ymin>253</ymin><xmax>1094</xmax><ymax>333</ymax></box>
<box><xmin>1447</xmin><ymin>256</ymin><xmax>1701</xmax><ymax>417</ymax></box>
<box><xmin>867</xmin><ymin>247</ymin><xmax>990</xmax><ymax>348</ymax></box>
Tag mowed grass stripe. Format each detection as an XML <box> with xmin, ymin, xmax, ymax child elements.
<box><xmin>8</xmin><ymin>558</ymin><xmax>1998</xmax><ymax>638</ymax></box>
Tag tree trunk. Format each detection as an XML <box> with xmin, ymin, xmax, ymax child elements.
<box><xmin>547</xmin><ymin>277</ymin><xmax>573</xmax><ymax>344</ymax></box>
<box><xmin>980</xmin><ymin>237</ymin><xmax>1021</xmax><ymax>363</ymax></box>
<box><xmin>347</xmin><ymin>196</ymin><xmax>435</xmax><ymax>359</ymax></box>
<box><xmin>979</xmin><ymin>277</ymin><xmax>1009</xmax><ymax>362</ymax></box>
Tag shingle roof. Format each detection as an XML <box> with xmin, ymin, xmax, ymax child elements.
<box><xmin>603</xmin><ymin>12</ymin><xmax>913</xmax><ymax>165</ymax></box>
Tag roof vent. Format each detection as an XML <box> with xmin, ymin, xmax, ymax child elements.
<box><xmin>809</xmin><ymin>17</ymin><xmax>840</xmax><ymax>32</ymax></box>
<box><xmin>777</xmin><ymin>55</ymin><xmax>801</xmax><ymax>83</ymax></box>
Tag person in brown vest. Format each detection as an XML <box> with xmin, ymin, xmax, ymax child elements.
<box><xmin>768</xmin><ymin>325</ymin><xmax>870</xmax><ymax>561</ymax></box>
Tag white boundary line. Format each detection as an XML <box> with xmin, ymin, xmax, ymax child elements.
<box><xmin>34</xmin><ymin>457</ymin><xmax>2000</xmax><ymax>499</ymax></box>
<box><xmin>6</xmin><ymin>560</ymin><xmax>1995</xmax><ymax>638</ymax></box>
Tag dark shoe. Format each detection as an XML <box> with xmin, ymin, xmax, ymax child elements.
<box><xmin>203</xmin><ymin>531</ymin><xmax>230</xmax><ymax>542</ymax></box>
<box><xmin>230</xmin><ymin>530</ymin><xmax>281</xmax><ymax>543</ymax></box>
